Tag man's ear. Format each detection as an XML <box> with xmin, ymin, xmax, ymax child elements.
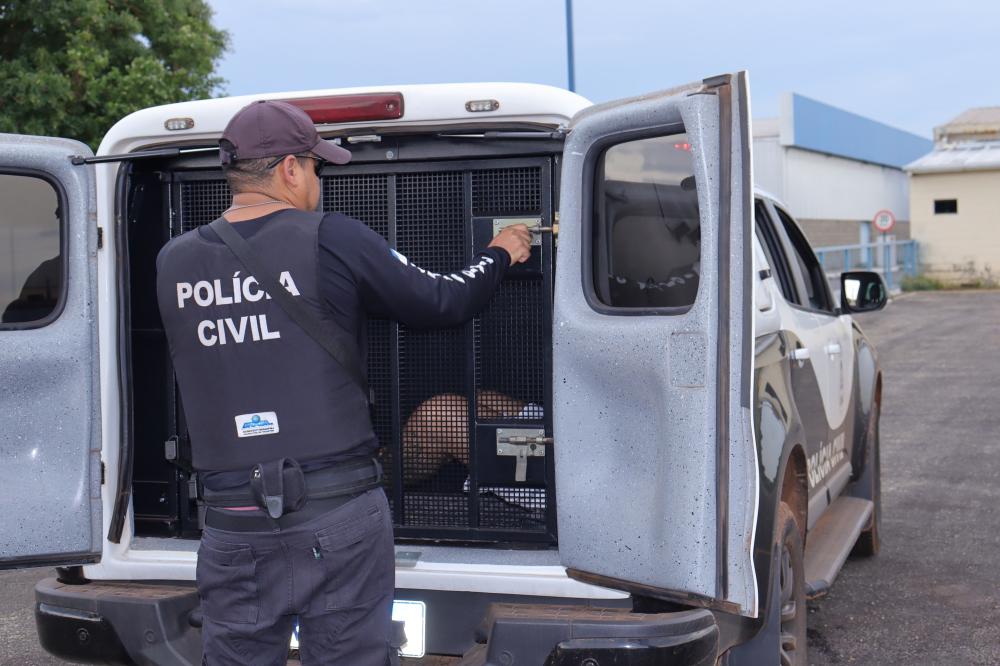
<box><xmin>275</xmin><ymin>155</ymin><xmax>304</xmax><ymax>191</ymax></box>
<box><xmin>277</xmin><ymin>155</ymin><xmax>297</xmax><ymax>180</ymax></box>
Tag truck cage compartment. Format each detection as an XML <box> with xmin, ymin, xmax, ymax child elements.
<box><xmin>133</xmin><ymin>156</ymin><xmax>558</xmax><ymax>544</ymax></box>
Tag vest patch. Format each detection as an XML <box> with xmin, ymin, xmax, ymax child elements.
<box><xmin>235</xmin><ymin>411</ymin><xmax>280</xmax><ymax>438</ymax></box>
<box><xmin>173</xmin><ymin>271</ymin><xmax>301</xmax><ymax>347</ymax></box>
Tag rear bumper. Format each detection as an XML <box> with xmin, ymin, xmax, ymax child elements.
<box><xmin>35</xmin><ymin>577</ymin><xmax>718</xmax><ymax>666</ymax></box>
<box><xmin>34</xmin><ymin>577</ymin><xmax>200</xmax><ymax>665</ymax></box>
<box><xmin>461</xmin><ymin>602</ymin><xmax>719</xmax><ymax>666</ymax></box>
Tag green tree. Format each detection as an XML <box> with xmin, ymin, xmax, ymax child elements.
<box><xmin>0</xmin><ymin>0</ymin><xmax>229</xmax><ymax>150</ymax></box>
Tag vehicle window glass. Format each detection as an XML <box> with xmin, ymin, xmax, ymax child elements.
<box><xmin>773</xmin><ymin>207</ymin><xmax>833</xmax><ymax>312</ymax></box>
<box><xmin>0</xmin><ymin>174</ymin><xmax>63</xmax><ymax>325</ymax></box>
<box><xmin>592</xmin><ymin>132</ymin><xmax>700</xmax><ymax>310</ymax></box>
<box><xmin>754</xmin><ymin>200</ymin><xmax>798</xmax><ymax>304</ymax></box>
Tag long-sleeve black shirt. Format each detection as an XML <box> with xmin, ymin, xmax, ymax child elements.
<box><xmin>196</xmin><ymin>209</ymin><xmax>511</xmax><ymax>490</ymax></box>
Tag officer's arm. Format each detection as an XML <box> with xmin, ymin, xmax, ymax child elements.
<box><xmin>325</xmin><ymin>216</ymin><xmax>512</xmax><ymax>328</ymax></box>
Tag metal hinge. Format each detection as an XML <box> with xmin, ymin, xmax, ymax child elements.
<box><xmin>97</xmin><ymin>227</ymin><xmax>104</xmax><ymax>249</ymax></box>
<box><xmin>496</xmin><ymin>428</ymin><xmax>553</xmax><ymax>482</ymax></box>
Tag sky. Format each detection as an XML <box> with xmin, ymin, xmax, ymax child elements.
<box><xmin>209</xmin><ymin>0</ymin><xmax>1000</xmax><ymax>139</ymax></box>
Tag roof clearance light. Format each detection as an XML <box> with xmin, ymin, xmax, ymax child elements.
<box><xmin>466</xmin><ymin>99</ymin><xmax>500</xmax><ymax>113</ymax></box>
<box><xmin>286</xmin><ymin>93</ymin><xmax>404</xmax><ymax>124</ymax></box>
<box><xmin>673</xmin><ymin>142</ymin><xmax>691</xmax><ymax>151</ymax></box>
<box><xmin>165</xmin><ymin>117</ymin><xmax>195</xmax><ymax>131</ymax></box>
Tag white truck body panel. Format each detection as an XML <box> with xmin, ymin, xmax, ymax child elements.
<box><xmin>85</xmin><ymin>83</ymin><xmax>628</xmax><ymax>604</ymax></box>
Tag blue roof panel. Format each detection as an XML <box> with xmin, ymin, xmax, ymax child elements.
<box><xmin>790</xmin><ymin>94</ymin><xmax>932</xmax><ymax>169</ymax></box>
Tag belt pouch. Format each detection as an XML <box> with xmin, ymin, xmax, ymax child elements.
<box><xmin>250</xmin><ymin>458</ymin><xmax>307</xmax><ymax>519</ymax></box>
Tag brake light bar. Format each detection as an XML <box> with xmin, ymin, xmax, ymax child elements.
<box><xmin>285</xmin><ymin>93</ymin><xmax>404</xmax><ymax>124</ymax></box>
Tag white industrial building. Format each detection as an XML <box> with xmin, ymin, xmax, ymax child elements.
<box><xmin>753</xmin><ymin>93</ymin><xmax>932</xmax><ymax>249</ymax></box>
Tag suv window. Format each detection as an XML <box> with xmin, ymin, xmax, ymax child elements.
<box><xmin>773</xmin><ymin>206</ymin><xmax>834</xmax><ymax>313</ymax></box>
<box><xmin>0</xmin><ymin>173</ymin><xmax>63</xmax><ymax>326</ymax></box>
<box><xmin>754</xmin><ymin>200</ymin><xmax>798</xmax><ymax>305</ymax></box>
<box><xmin>592</xmin><ymin>132</ymin><xmax>700</xmax><ymax>310</ymax></box>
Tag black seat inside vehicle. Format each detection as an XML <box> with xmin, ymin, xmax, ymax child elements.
<box><xmin>601</xmin><ymin>180</ymin><xmax>701</xmax><ymax>309</ymax></box>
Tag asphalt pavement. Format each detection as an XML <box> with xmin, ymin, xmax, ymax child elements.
<box><xmin>2</xmin><ymin>290</ymin><xmax>998</xmax><ymax>665</ymax></box>
<box><xmin>807</xmin><ymin>290</ymin><xmax>1000</xmax><ymax>665</ymax></box>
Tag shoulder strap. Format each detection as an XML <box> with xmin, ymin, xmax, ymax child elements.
<box><xmin>208</xmin><ymin>216</ymin><xmax>369</xmax><ymax>401</ymax></box>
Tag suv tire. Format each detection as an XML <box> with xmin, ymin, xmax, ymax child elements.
<box><xmin>852</xmin><ymin>407</ymin><xmax>882</xmax><ymax>557</ymax></box>
<box><xmin>777</xmin><ymin>502</ymin><xmax>807</xmax><ymax>666</ymax></box>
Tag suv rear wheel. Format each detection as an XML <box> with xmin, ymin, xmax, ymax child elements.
<box><xmin>852</xmin><ymin>407</ymin><xmax>882</xmax><ymax>557</ymax></box>
<box><xmin>777</xmin><ymin>502</ymin><xmax>807</xmax><ymax>666</ymax></box>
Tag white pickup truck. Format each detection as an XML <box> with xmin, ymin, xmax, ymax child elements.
<box><xmin>0</xmin><ymin>71</ymin><xmax>885</xmax><ymax>665</ymax></box>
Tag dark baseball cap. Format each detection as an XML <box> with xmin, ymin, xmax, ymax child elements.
<box><xmin>219</xmin><ymin>100</ymin><xmax>352</xmax><ymax>166</ymax></box>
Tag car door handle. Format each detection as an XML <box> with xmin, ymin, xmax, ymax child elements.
<box><xmin>791</xmin><ymin>348</ymin><xmax>810</xmax><ymax>361</ymax></box>
<box><xmin>756</xmin><ymin>280</ymin><xmax>774</xmax><ymax>312</ymax></box>
<box><xmin>825</xmin><ymin>343</ymin><xmax>842</xmax><ymax>356</ymax></box>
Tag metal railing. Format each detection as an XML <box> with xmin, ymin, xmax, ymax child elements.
<box><xmin>815</xmin><ymin>239</ymin><xmax>918</xmax><ymax>292</ymax></box>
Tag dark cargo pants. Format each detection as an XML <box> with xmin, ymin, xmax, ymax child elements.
<box><xmin>196</xmin><ymin>488</ymin><xmax>397</xmax><ymax>665</ymax></box>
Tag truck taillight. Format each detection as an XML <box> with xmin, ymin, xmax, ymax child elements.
<box><xmin>284</xmin><ymin>93</ymin><xmax>404</xmax><ymax>124</ymax></box>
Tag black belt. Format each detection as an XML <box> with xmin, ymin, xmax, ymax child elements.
<box><xmin>201</xmin><ymin>458</ymin><xmax>382</xmax><ymax>518</ymax></box>
<box><xmin>204</xmin><ymin>493</ymin><xmax>366</xmax><ymax>532</ymax></box>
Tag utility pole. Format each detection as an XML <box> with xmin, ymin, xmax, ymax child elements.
<box><xmin>565</xmin><ymin>0</ymin><xmax>576</xmax><ymax>92</ymax></box>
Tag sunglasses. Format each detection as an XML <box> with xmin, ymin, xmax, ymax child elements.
<box><xmin>265</xmin><ymin>154</ymin><xmax>325</xmax><ymax>176</ymax></box>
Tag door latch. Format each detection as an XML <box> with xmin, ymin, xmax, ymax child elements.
<box><xmin>493</xmin><ymin>217</ymin><xmax>544</xmax><ymax>246</ymax></box>
<box><xmin>496</xmin><ymin>428</ymin><xmax>552</xmax><ymax>482</ymax></box>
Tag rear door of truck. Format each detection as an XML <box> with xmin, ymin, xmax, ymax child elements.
<box><xmin>553</xmin><ymin>72</ymin><xmax>759</xmax><ymax>616</ymax></box>
<box><xmin>0</xmin><ymin>134</ymin><xmax>102</xmax><ymax>569</ymax></box>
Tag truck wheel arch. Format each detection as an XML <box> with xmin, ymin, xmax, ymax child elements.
<box><xmin>780</xmin><ymin>445</ymin><xmax>808</xmax><ymax>543</ymax></box>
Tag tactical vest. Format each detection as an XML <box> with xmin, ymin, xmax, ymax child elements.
<box><xmin>155</xmin><ymin>210</ymin><xmax>372</xmax><ymax>471</ymax></box>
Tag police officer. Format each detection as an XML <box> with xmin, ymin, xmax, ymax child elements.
<box><xmin>155</xmin><ymin>100</ymin><xmax>531</xmax><ymax>665</ymax></box>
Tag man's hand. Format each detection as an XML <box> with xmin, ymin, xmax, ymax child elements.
<box><xmin>489</xmin><ymin>224</ymin><xmax>532</xmax><ymax>264</ymax></box>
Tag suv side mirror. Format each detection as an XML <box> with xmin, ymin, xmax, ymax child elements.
<box><xmin>841</xmin><ymin>271</ymin><xmax>887</xmax><ymax>313</ymax></box>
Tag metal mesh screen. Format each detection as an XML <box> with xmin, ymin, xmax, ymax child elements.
<box><xmin>395</xmin><ymin>171</ymin><xmax>470</xmax><ymax>526</ymax></box>
<box><xmin>479</xmin><ymin>488</ymin><xmax>548</xmax><ymax>530</ymax></box>
<box><xmin>179</xmin><ymin>181</ymin><xmax>230</xmax><ymax>233</ymax></box>
<box><xmin>398</xmin><ymin>329</ymin><xmax>470</xmax><ymax>527</ymax></box>
<box><xmin>474</xmin><ymin>280</ymin><xmax>545</xmax><ymax>419</ymax></box>
<box><xmin>323</xmin><ymin>173</ymin><xmax>390</xmax><ymax>238</ymax></box>
<box><xmin>474</xmin><ymin>271</ymin><xmax>546</xmax><ymax>530</ymax></box>
<box><xmin>173</xmin><ymin>159</ymin><xmax>553</xmax><ymax>541</ymax></box>
<box><xmin>472</xmin><ymin>167</ymin><xmax>542</xmax><ymax>216</ymax></box>
<box><xmin>396</xmin><ymin>172</ymin><xmax>466</xmax><ymax>270</ymax></box>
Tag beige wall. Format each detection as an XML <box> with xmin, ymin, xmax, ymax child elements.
<box><xmin>910</xmin><ymin>170</ymin><xmax>1000</xmax><ymax>283</ymax></box>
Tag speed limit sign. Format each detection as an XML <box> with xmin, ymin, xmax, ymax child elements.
<box><xmin>873</xmin><ymin>209</ymin><xmax>896</xmax><ymax>233</ymax></box>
